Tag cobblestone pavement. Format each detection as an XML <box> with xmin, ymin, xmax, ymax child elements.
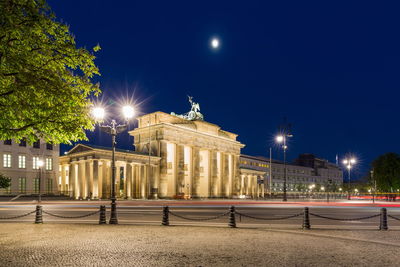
<box><xmin>1</xmin><ymin>224</ymin><xmax>400</xmax><ymax>266</ymax></box>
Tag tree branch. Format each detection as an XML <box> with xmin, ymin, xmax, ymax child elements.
<box><xmin>0</xmin><ymin>90</ymin><xmax>14</xmax><ymax>97</ymax></box>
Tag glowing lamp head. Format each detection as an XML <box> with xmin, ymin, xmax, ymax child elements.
<box><xmin>122</xmin><ymin>105</ymin><xmax>135</xmax><ymax>120</ymax></box>
<box><xmin>350</xmin><ymin>158</ymin><xmax>356</xmax><ymax>164</ymax></box>
<box><xmin>276</xmin><ymin>135</ymin><xmax>284</xmax><ymax>143</ymax></box>
<box><xmin>343</xmin><ymin>159</ymin><xmax>348</xmax><ymax>165</ymax></box>
<box><xmin>92</xmin><ymin>107</ymin><xmax>105</xmax><ymax>121</ymax></box>
<box><xmin>37</xmin><ymin>160</ymin><xmax>44</xmax><ymax>167</ymax></box>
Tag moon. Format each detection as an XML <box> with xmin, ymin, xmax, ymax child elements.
<box><xmin>211</xmin><ymin>38</ymin><xmax>220</xmax><ymax>49</ymax></box>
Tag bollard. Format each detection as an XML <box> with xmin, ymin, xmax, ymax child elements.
<box><xmin>99</xmin><ymin>205</ymin><xmax>107</xmax><ymax>225</ymax></box>
<box><xmin>228</xmin><ymin>206</ymin><xmax>236</xmax><ymax>228</ymax></box>
<box><xmin>35</xmin><ymin>205</ymin><xmax>43</xmax><ymax>224</ymax></box>
<box><xmin>302</xmin><ymin>207</ymin><xmax>310</xmax><ymax>230</ymax></box>
<box><xmin>162</xmin><ymin>206</ymin><xmax>169</xmax><ymax>226</ymax></box>
<box><xmin>379</xmin><ymin>207</ymin><xmax>388</xmax><ymax>230</ymax></box>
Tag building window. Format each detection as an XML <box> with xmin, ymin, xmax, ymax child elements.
<box><xmin>46</xmin><ymin>178</ymin><xmax>53</xmax><ymax>194</ymax></box>
<box><xmin>33</xmin><ymin>178</ymin><xmax>39</xmax><ymax>194</ymax></box>
<box><xmin>18</xmin><ymin>177</ymin><xmax>26</xmax><ymax>193</ymax></box>
<box><xmin>46</xmin><ymin>143</ymin><xmax>53</xmax><ymax>150</ymax></box>
<box><xmin>3</xmin><ymin>154</ymin><xmax>11</xmax><ymax>168</ymax></box>
<box><xmin>33</xmin><ymin>140</ymin><xmax>40</xmax><ymax>149</ymax></box>
<box><xmin>33</xmin><ymin>157</ymin><xmax>40</xmax><ymax>169</ymax></box>
<box><xmin>45</xmin><ymin>158</ymin><xmax>53</xmax><ymax>171</ymax></box>
<box><xmin>19</xmin><ymin>139</ymin><xmax>27</xmax><ymax>147</ymax></box>
<box><xmin>18</xmin><ymin>155</ymin><xmax>26</xmax><ymax>169</ymax></box>
<box><xmin>4</xmin><ymin>139</ymin><xmax>11</xmax><ymax>145</ymax></box>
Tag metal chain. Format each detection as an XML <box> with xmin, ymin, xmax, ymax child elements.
<box><xmin>42</xmin><ymin>210</ymin><xmax>100</xmax><ymax>219</ymax></box>
<box><xmin>0</xmin><ymin>210</ymin><xmax>36</xmax><ymax>220</ymax></box>
<box><xmin>235</xmin><ymin>212</ymin><xmax>304</xmax><ymax>221</ymax></box>
<box><xmin>388</xmin><ymin>214</ymin><xmax>400</xmax><ymax>221</ymax></box>
<box><xmin>168</xmin><ymin>211</ymin><xmax>230</xmax><ymax>221</ymax></box>
<box><xmin>310</xmin><ymin>213</ymin><xmax>380</xmax><ymax>221</ymax></box>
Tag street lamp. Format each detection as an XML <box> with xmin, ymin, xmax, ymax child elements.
<box><xmin>343</xmin><ymin>157</ymin><xmax>356</xmax><ymax>200</ymax></box>
<box><xmin>37</xmin><ymin>159</ymin><xmax>44</xmax><ymax>203</ymax></box>
<box><xmin>92</xmin><ymin>104</ymin><xmax>135</xmax><ymax>224</ymax></box>
<box><xmin>276</xmin><ymin>133</ymin><xmax>292</xmax><ymax>202</ymax></box>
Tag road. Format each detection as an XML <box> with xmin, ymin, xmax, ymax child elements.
<box><xmin>1</xmin><ymin>199</ymin><xmax>400</xmax><ymax>229</ymax></box>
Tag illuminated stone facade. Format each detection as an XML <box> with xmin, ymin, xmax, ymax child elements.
<box><xmin>60</xmin><ymin>112</ymin><xmax>264</xmax><ymax>199</ymax></box>
<box><xmin>131</xmin><ymin>112</ymin><xmax>247</xmax><ymax>198</ymax></box>
<box><xmin>60</xmin><ymin>111</ymin><xmax>265</xmax><ymax>199</ymax></box>
<box><xmin>59</xmin><ymin>144</ymin><xmax>160</xmax><ymax>199</ymax></box>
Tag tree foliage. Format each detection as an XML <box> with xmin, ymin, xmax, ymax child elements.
<box><xmin>371</xmin><ymin>153</ymin><xmax>400</xmax><ymax>192</ymax></box>
<box><xmin>0</xmin><ymin>0</ymin><xmax>101</xmax><ymax>144</ymax></box>
<box><xmin>0</xmin><ymin>173</ymin><xmax>11</xmax><ymax>189</ymax></box>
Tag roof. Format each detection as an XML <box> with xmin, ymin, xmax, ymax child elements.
<box><xmin>240</xmin><ymin>154</ymin><xmax>283</xmax><ymax>164</ymax></box>
<box><xmin>65</xmin><ymin>143</ymin><xmax>150</xmax><ymax>156</ymax></box>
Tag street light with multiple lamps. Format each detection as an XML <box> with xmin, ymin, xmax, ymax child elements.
<box><xmin>275</xmin><ymin>133</ymin><xmax>293</xmax><ymax>202</ymax></box>
<box><xmin>91</xmin><ymin>104</ymin><xmax>135</xmax><ymax>224</ymax></box>
<box><xmin>343</xmin><ymin>157</ymin><xmax>356</xmax><ymax>200</ymax></box>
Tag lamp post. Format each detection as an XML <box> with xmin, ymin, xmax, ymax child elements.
<box><xmin>37</xmin><ymin>159</ymin><xmax>44</xmax><ymax>203</ymax></box>
<box><xmin>343</xmin><ymin>157</ymin><xmax>356</xmax><ymax>200</ymax></box>
<box><xmin>371</xmin><ymin>169</ymin><xmax>376</xmax><ymax>204</ymax></box>
<box><xmin>92</xmin><ymin>105</ymin><xmax>135</xmax><ymax>224</ymax></box>
<box><xmin>276</xmin><ymin>133</ymin><xmax>292</xmax><ymax>202</ymax></box>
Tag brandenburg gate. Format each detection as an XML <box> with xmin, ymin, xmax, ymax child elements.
<box><xmin>59</xmin><ymin>97</ymin><xmax>264</xmax><ymax>199</ymax></box>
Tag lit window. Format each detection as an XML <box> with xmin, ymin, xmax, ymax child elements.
<box><xmin>18</xmin><ymin>177</ymin><xmax>26</xmax><ymax>193</ymax></box>
<box><xmin>3</xmin><ymin>154</ymin><xmax>11</xmax><ymax>168</ymax></box>
<box><xmin>33</xmin><ymin>178</ymin><xmax>39</xmax><ymax>193</ymax></box>
<box><xmin>18</xmin><ymin>155</ymin><xmax>26</xmax><ymax>169</ymax></box>
<box><xmin>33</xmin><ymin>157</ymin><xmax>39</xmax><ymax>169</ymax></box>
<box><xmin>45</xmin><ymin>158</ymin><xmax>53</xmax><ymax>171</ymax></box>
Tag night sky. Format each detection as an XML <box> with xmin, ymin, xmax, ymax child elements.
<box><xmin>49</xmin><ymin>1</ymin><xmax>400</xmax><ymax>180</ymax></box>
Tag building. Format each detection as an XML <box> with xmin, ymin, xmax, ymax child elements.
<box><xmin>59</xmin><ymin>100</ymin><xmax>265</xmax><ymax>199</ymax></box>
<box><xmin>240</xmin><ymin>153</ymin><xmax>343</xmax><ymax>193</ymax></box>
<box><xmin>58</xmin><ymin>144</ymin><xmax>160</xmax><ymax>199</ymax></box>
<box><xmin>0</xmin><ymin>139</ymin><xmax>59</xmax><ymax>195</ymax></box>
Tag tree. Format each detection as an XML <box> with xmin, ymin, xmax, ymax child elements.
<box><xmin>0</xmin><ymin>0</ymin><xmax>101</xmax><ymax>144</ymax></box>
<box><xmin>0</xmin><ymin>173</ymin><xmax>11</xmax><ymax>189</ymax></box>
<box><xmin>371</xmin><ymin>153</ymin><xmax>400</xmax><ymax>192</ymax></box>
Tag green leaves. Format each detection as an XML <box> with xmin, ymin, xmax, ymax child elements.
<box><xmin>0</xmin><ymin>0</ymin><xmax>101</xmax><ymax>144</ymax></box>
<box><xmin>372</xmin><ymin>153</ymin><xmax>400</xmax><ymax>192</ymax></box>
<box><xmin>0</xmin><ymin>173</ymin><xmax>11</xmax><ymax>189</ymax></box>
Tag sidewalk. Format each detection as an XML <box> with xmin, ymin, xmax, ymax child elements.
<box><xmin>1</xmin><ymin>223</ymin><xmax>399</xmax><ymax>266</ymax></box>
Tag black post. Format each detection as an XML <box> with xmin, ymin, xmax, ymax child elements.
<box><xmin>162</xmin><ymin>206</ymin><xmax>169</xmax><ymax>226</ymax></box>
<box><xmin>109</xmin><ymin>121</ymin><xmax>118</xmax><ymax>224</ymax></box>
<box><xmin>228</xmin><ymin>206</ymin><xmax>236</xmax><ymax>228</ymax></box>
<box><xmin>283</xmin><ymin>139</ymin><xmax>287</xmax><ymax>202</ymax></box>
<box><xmin>99</xmin><ymin>205</ymin><xmax>107</xmax><ymax>224</ymax></box>
<box><xmin>35</xmin><ymin>205</ymin><xmax>43</xmax><ymax>224</ymax></box>
<box><xmin>379</xmin><ymin>207</ymin><xmax>388</xmax><ymax>230</ymax></box>
<box><xmin>302</xmin><ymin>207</ymin><xmax>310</xmax><ymax>230</ymax></box>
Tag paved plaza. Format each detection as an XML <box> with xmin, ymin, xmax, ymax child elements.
<box><xmin>1</xmin><ymin>223</ymin><xmax>400</xmax><ymax>266</ymax></box>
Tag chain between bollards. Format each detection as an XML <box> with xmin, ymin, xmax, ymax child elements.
<box><xmin>162</xmin><ymin>206</ymin><xmax>169</xmax><ymax>226</ymax></box>
<box><xmin>302</xmin><ymin>207</ymin><xmax>310</xmax><ymax>230</ymax></box>
<box><xmin>99</xmin><ymin>205</ymin><xmax>107</xmax><ymax>225</ymax></box>
<box><xmin>35</xmin><ymin>205</ymin><xmax>43</xmax><ymax>224</ymax></box>
<box><xmin>228</xmin><ymin>206</ymin><xmax>236</xmax><ymax>228</ymax></box>
<box><xmin>379</xmin><ymin>207</ymin><xmax>388</xmax><ymax>230</ymax></box>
